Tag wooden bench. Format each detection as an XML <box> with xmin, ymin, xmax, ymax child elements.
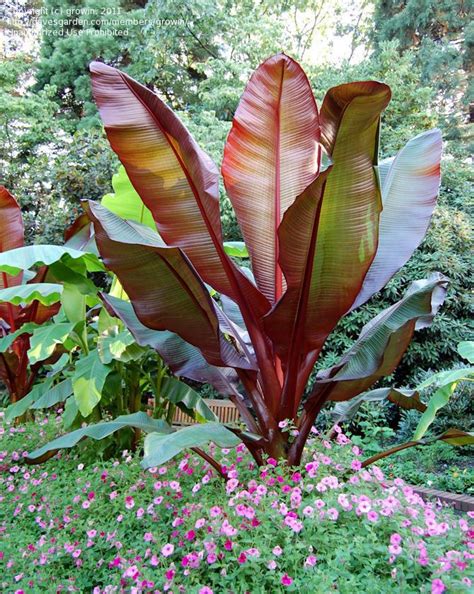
<box><xmin>172</xmin><ymin>398</ymin><xmax>240</xmax><ymax>426</ymax></box>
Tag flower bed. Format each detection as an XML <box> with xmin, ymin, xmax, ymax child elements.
<box><xmin>1</xmin><ymin>414</ymin><xmax>473</xmax><ymax>593</ymax></box>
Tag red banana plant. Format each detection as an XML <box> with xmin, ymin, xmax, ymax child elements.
<box><xmin>82</xmin><ymin>53</ymin><xmax>452</xmax><ymax>467</ymax></box>
<box><xmin>0</xmin><ymin>187</ymin><xmax>60</xmax><ymax>402</ymax></box>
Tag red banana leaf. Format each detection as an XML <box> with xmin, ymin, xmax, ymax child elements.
<box><xmin>313</xmin><ymin>273</ymin><xmax>448</xmax><ymax>405</ymax></box>
<box><xmin>265</xmin><ymin>83</ymin><xmax>391</xmax><ymax>386</ymax></box>
<box><xmin>89</xmin><ymin>62</ymin><xmax>268</xmax><ymax>320</ymax></box>
<box><xmin>350</xmin><ymin>129</ymin><xmax>442</xmax><ymax>310</ymax></box>
<box><xmin>86</xmin><ymin>201</ymin><xmax>254</xmax><ymax>371</ymax></box>
<box><xmin>102</xmin><ymin>293</ymin><xmax>241</xmax><ymax>397</ymax></box>
<box><xmin>0</xmin><ymin>186</ymin><xmax>24</xmax><ymax>327</ymax></box>
<box><xmin>222</xmin><ymin>53</ymin><xmax>320</xmax><ymax>303</ymax></box>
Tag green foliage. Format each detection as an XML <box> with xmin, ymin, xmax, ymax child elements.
<box><xmin>372</xmin><ymin>0</ymin><xmax>470</xmax><ymax>136</ymax></box>
<box><xmin>1</xmin><ymin>415</ymin><xmax>473</xmax><ymax>592</ymax></box>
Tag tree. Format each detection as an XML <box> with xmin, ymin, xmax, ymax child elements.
<box><xmin>372</xmin><ymin>0</ymin><xmax>471</xmax><ymax>137</ymax></box>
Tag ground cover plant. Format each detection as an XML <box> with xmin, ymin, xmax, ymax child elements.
<box><xmin>1</xmin><ymin>413</ymin><xmax>473</xmax><ymax>593</ymax></box>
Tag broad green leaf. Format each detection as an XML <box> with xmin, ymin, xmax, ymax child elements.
<box><xmin>46</xmin><ymin>353</ymin><xmax>69</xmax><ymax>375</ymax></box>
<box><xmin>101</xmin><ymin>165</ymin><xmax>156</xmax><ymax>230</ymax></box>
<box><xmin>26</xmin><ymin>412</ymin><xmax>171</xmax><ymax>462</ymax></box>
<box><xmin>223</xmin><ymin>242</ymin><xmax>249</xmax><ymax>259</ymax></box>
<box><xmin>61</xmin><ymin>283</ymin><xmax>86</xmax><ymax>325</ymax></box>
<box><xmin>142</xmin><ymin>422</ymin><xmax>240</xmax><ymax>468</ymax></box>
<box><xmin>0</xmin><ymin>245</ymin><xmax>104</xmax><ymax>276</ymax></box>
<box><xmin>416</xmin><ymin>367</ymin><xmax>474</xmax><ymax>391</ymax></box>
<box><xmin>62</xmin><ymin>396</ymin><xmax>79</xmax><ymax>428</ymax></box>
<box><xmin>72</xmin><ymin>350</ymin><xmax>112</xmax><ymax>417</ymax></box>
<box><xmin>31</xmin><ymin>379</ymin><xmax>73</xmax><ymax>410</ymax></box>
<box><xmin>5</xmin><ymin>378</ymin><xmax>54</xmax><ymax>421</ymax></box>
<box><xmin>49</xmin><ymin>261</ymin><xmax>98</xmax><ymax>295</ymax></box>
<box><xmin>28</xmin><ymin>322</ymin><xmax>76</xmax><ymax>364</ymax></box>
<box><xmin>458</xmin><ymin>341</ymin><xmax>474</xmax><ymax>364</ymax></box>
<box><xmin>332</xmin><ymin>387</ymin><xmax>424</xmax><ymax>422</ymax></box>
<box><xmin>413</xmin><ymin>364</ymin><xmax>474</xmax><ymax>440</ymax></box>
<box><xmin>161</xmin><ymin>377</ymin><xmax>218</xmax><ymax>422</ymax></box>
<box><xmin>0</xmin><ymin>322</ymin><xmax>39</xmax><ymax>353</ymax></box>
<box><xmin>98</xmin><ymin>328</ymin><xmax>141</xmax><ymax>364</ymax></box>
<box><xmin>0</xmin><ymin>283</ymin><xmax>63</xmax><ymax>306</ymax></box>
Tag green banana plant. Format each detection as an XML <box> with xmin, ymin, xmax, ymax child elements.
<box><xmin>3</xmin><ymin>170</ymin><xmax>218</xmax><ymax>452</ymax></box>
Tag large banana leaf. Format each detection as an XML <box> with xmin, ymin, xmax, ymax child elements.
<box><xmin>222</xmin><ymin>53</ymin><xmax>320</xmax><ymax>303</ymax></box>
<box><xmin>89</xmin><ymin>61</ymin><xmax>268</xmax><ymax>319</ymax></box>
<box><xmin>0</xmin><ymin>283</ymin><xmax>63</xmax><ymax>306</ymax></box>
<box><xmin>351</xmin><ymin>129</ymin><xmax>442</xmax><ymax>310</ymax></box>
<box><xmin>412</xmin><ymin>364</ymin><xmax>474</xmax><ymax>440</ymax></box>
<box><xmin>102</xmin><ymin>293</ymin><xmax>241</xmax><ymax>396</ymax></box>
<box><xmin>64</xmin><ymin>214</ymin><xmax>96</xmax><ymax>252</ymax></box>
<box><xmin>265</xmin><ymin>82</ymin><xmax>391</xmax><ymax>411</ymax></box>
<box><xmin>0</xmin><ymin>186</ymin><xmax>24</xmax><ymax>322</ymax></box>
<box><xmin>101</xmin><ymin>165</ymin><xmax>156</xmax><ymax>230</ymax></box>
<box><xmin>72</xmin><ymin>350</ymin><xmax>112</xmax><ymax>417</ymax></box>
<box><xmin>0</xmin><ymin>322</ymin><xmax>39</xmax><ymax>353</ymax></box>
<box><xmin>27</xmin><ymin>322</ymin><xmax>76</xmax><ymax>365</ymax></box>
<box><xmin>98</xmin><ymin>328</ymin><xmax>145</xmax><ymax>364</ymax></box>
<box><xmin>331</xmin><ymin>387</ymin><xmax>425</xmax><ymax>423</ymax></box>
<box><xmin>26</xmin><ymin>412</ymin><xmax>171</xmax><ymax>463</ymax></box>
<box><xmin>312</xmin><ymin>274</ymin><xmax>448</xmax><ymax>404</ymax></box>
<box><xmin>161</xmin><ymin>377</ymin><xmax>218</xmax><ymax>422</ymax></box>
<box><xmin>5</xmin><ymin>377</ymin><xmax>54</xmax><ymax>421</ymax></box>
<box><xmin>86</xmin><ymin>202</ymin><xmax>254</xmax><ymax>371</ymax></box>
<box><xmin>142</xmin><ymin>422</ymin><xmax>240</xmax><ymax>468</ymax></box>
<box><xmin>0</xmin><ymin>245</ymin><xmax>104</xmax><ymax>276</ymax></box>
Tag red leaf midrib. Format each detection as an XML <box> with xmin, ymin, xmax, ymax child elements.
<box><xmin>273</xmin><ymin>62</ymin><xmax>285</xmax><ymax>304</ymax></box>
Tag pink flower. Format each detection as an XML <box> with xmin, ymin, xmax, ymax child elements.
<box><xmin>82</xmin><ymin>500</ymin><xmax>91</xmax><ymax>509</ymax></box>
<box><xmin>238</xmin><ymin>552</ymin><xmax>247</xmax><ymax>564</ymax></box>
<box><xmin>431</xmin><ymin>579</ymin><xmax>446</xmax><ymax>594</ymax></box>
<box><xmin>199</xmin><ymin>588</ymin><xmax>214</xmax><ymax>594</ymax></box>
<box><xmin>122</xmin><ymin>565</ymin><xmax>139</xmax><ymax>579</ymax></box>
<box><xmin>305</xmin><ymin>555</ymin><xmax>317</xmax><ymax>567</ymax></box>
<box><xmin>161</xmin><ymin>543</ymin><xmax>174</xmax><ymax>557</ymax></box>
<box><xmin>327</xmin><ymin>508</ymin><xmax>339</xmax><ymax>521</ymax></box>
<box><xmin>281</xmin><ymin>574</ymin><xmax>293</xmax><ymax>586</ymax></box>
<box><xmin>367</xmin><ymin>511</ymin><xmax>379</xmax><ymax>523</ymax></box>
<box><xmin>273</xmin><ymin>546</ymin><xmax>283</xmax><ymax>556</ymax></box>
<box><xmin>388</xmin><ymin>544</ymin><xmax>402</xmax><ymax>556</ymax></box>
<box><xmin>125</xmin><ymin>496</ymin><xmax>134</xmax><ymax>509</ymax></box>
<box><xmin>351</xmin><ymin>460</ymin><xmax>362</xmax><ymax>471</ymax></box>
<box><xmin>390</xmin><ymin>533</ymin><xmax>402</xmax><ymax>546</ymax></box>
<box><xmin>149</xmin><ymin>555</ymin><xmax>159</xmax><ymax>566</ymax></box>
